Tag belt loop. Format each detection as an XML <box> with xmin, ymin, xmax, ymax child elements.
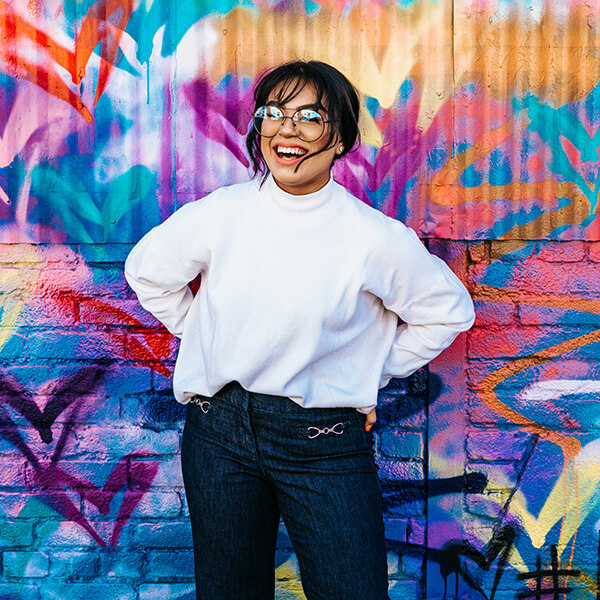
<box><xmin>232</xmin><ymin>380</ymin><xmax>250</xmax><ymax>411</ymax></box>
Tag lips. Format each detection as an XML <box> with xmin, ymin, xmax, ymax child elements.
<box><xmin>274</xmin><ymin>144</ymin><xmax>308</xmax><ymax>162</ymax></box>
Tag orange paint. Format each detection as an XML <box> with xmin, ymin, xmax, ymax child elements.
<box><xmin>474</xmin><ymin>282</ymin><xmax>599</xmax><ymax>460</ymax></box>
<box><xmin>0</xmin><ymin>0</ymin><xmax>134</xmax><ymax>122</ymax></box>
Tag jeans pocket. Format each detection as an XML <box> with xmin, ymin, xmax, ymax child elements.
<box><xmin>286</xmin><ymin>411</ymin><xmax>372</xmax><ymax>459</ymax></box>
<box><xmin>184</xmin><ymin>396</ymin><xmax>233</xmax><ymax>446</ymax></box>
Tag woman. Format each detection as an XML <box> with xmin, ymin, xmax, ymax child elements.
<box><xmin>125</xmin><ymin>60</ymin><xmax>475</xmax><ymax>600</ymax></box>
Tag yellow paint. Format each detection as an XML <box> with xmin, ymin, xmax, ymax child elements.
<box><xmin>206</xmin><ymin>2</ymin><xmax>452</xmax><ymax>126</ymax></box>
<box><xmin>0</xmin><ymin>299</ymin><xmax>24</xmax><ymax>353</ymax></box>
<box><xmin>274</xmin><ymin>557</ymin><xmax>307</xmax><ymax>599</ymax></box>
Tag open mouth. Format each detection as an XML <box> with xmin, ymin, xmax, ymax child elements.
<box><xmin>275</xmin><ymin>145</ymin><xmax>308</xmax><ymax>160</ymax></box>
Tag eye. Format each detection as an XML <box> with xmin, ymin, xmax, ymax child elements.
<box><xmin>296</xmin><ymin>109</ymin><xmax>322</xmax><ymax>123</ymax></box>
<box><xmin>256</xmin><ymin>105</ymin><xmax>284</xmax><ymax>120</ymax></box>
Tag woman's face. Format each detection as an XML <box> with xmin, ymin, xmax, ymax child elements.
<box><xmin>260</xmin><ymin>82</ymin><xmax>339</xmax><ymax>196</ymax></box>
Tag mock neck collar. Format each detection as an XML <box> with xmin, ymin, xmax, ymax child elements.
<box><xmin>261</xmin><ymin>173</ymin><xmax>336</xmax><ymax>212</ymax></box>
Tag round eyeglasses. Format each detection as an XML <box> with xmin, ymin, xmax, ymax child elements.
<box><xmin>252</xmin><ymin>105</ymin><xmax>332</xmax><ymax>142</ymax></box>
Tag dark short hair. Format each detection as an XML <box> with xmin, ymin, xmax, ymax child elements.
<box><xmin>246</xmin><ymin>60</ymin><xmax>361</xmax><ymax>178</ymax></box>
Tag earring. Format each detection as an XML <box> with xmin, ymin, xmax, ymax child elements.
<box><xmin>337</xmin><ymin>145</ymin><xmax>344</xmax><ymax>153</ymax></box>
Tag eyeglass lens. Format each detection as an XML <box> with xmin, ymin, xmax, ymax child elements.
<box><xmin>253</xmin><ymin>105</ymin><xmax>325</xmax><ymax>142</ymax></box>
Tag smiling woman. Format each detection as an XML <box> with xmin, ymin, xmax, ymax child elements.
<box><xmin>246</xmin><ymin>60</ymin><xmax>360</xmax><ymax>195</ymax></box>
<box><xmin>124</xmin><ymin>60</ymin><xmax>475</xmax><ymax>600</ymax></box>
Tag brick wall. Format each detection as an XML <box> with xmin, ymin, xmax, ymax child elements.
<box><xmin>2</xmin><ymin>239</ymin><xmax>599</xmax><ymax>598</ymax></box>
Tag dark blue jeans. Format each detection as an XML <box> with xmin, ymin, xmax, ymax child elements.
<box><xmin>181</xmin><ymin>381</ymin><xmax>390</xmax><ymax>600</ymax></box>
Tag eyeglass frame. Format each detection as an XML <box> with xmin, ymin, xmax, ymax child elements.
<box><xmin>252</xmin><ymin>104</ymin><xmax>337</xmax><ymax>142</ymax></box>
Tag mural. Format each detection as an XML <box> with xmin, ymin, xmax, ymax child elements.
<box><xmin>1</xmin><ymin>1</ymin><xmax>600</xmax><ymax>598</ymax></box>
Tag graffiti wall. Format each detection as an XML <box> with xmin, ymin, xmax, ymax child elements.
<box><xmin>1</xmin><ymin>0</ymin><xmax>600</xmax><ymax>598</ymax></box>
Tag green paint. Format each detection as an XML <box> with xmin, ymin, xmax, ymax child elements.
<box><xmin>102</xmin><ymin>166</ymin><xmax>154</xmax><ymax>240</ymax></box>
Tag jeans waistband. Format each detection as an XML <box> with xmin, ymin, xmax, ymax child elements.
<box><xmin>209</xmin><ymin>381</ymin><xmax>358</xmax><ymax>416</ymax></box>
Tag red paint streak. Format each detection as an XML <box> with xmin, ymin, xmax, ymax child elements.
<box><xmin>0</xmin><ymin>0</ymin><xmax>134</xmax><ymax>121</ymax></box>
<box><xmin>49</xmin><ymin>291</ymin><xmax>172</xmax><ymax>378</ymax></box>
<box><xmin>74</xmin><ymin>0</ymin><xmax>134</xmax><ymax>106</ymax></box>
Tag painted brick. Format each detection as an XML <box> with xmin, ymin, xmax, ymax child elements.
<box><xmin>401</xmin><ymin>554</ymin><xmax>424</xmax><ymax>578</ymax></box>
<box><xmin>122</xmin><ymin>394</ymin><xmax>186</xmax><ymax>424</ymax></box>
<box><xmin>537</xmin><ymin>241</ymin><xmax>586</xmax><ymax>262</ymax></box>
<box><xmin>275</xmin><ymin>581</ymin><xmax>306</xmax><ymax>597</ymax></box>
<box><xmin>0</xmin><ymin>493</ymin><xmax>39</xmax><ymax>518</ymax></box>
<box><xmin>47</xmin><ymin>550</ymin><xmax>99</xmax><ymax>578</ymax></box>
<box><xmin>60</xmin><ymin>425</ymin><xmax>180</xmax><ymax>458</ymax></box>
<box><xmin>131</xmin><ymin>492</ymin><xmax>181</xmax><ymax>518</ymax></box>
<box><xmin>0</xmin><ymin>457</ymin><xmax>27</xmax><ymax>487</ymax></box>
<box><xmin>79</xmin><ymin>298</ymin><xmax>161</xmax><ymax>328</ymax></box>
<box><xmin>24</xmin><ymin>331</ymin><xmax>125</xmax><ymax>360</ymax></box>
<box><xmin>489</xmin><ymin>240</ymin><xmax>528</xmax><ymax>261</ymax></box>
<box><xmin>58</xmin><ymin>461</ymin><xmax>130</xmax><ymax>500</ymax></box>
<box><xmin>274</xmin><ymin>551</ymin><xmax>300</xmax><ymax>577</ymax></box>
<box><xmin>83</xmin><ymin>268</ymin><xmax>131</xmax><ymax>297</ymax></box>
<box><xmin>589</xmin><ymin>241</ymin><xmax>600</xmax><ymax>262</ymax></box>
<box><xmin>145</xmin><ymin>549</ymin><xmax>195</xmax><ymax>579</ymax></box>
<box><xmin>465</xmin><ymin>491</ymin><xmax>506</xmax><ymax>518</ymax></box>
<box><xmin>42</xmin><ymin>521</ymin><xmax>127</xmax><ymax>548</ymax></box>
<box><xmin>124</xmin><ymin>332</ymin><xmax>175</xmax><ymax>362</ymax></box>
<box><xmin>0</xmin><ymin>332</ymin><xmax>26</xmax><ymax>360</ymax></box>
<box><xmin>465</xmin><ymin>461</ymin><xmax>517</xmax><ymax>487</ymax></box>
<box><xmin>3</xmin><ymin>551</ymin><xmax>50</xmax><ymax>577</ymax></box>
<box><xmin>473</xmin><ymin>301</ymin><xmax>517</xmax><ymax>326</ymax></box>
<box><xmin>0</xmin><ymin>268</ymin><xmax>40</xmax><ymax>296</ymax></box>
<box><xmin>133</xmin><ymin>522</ymin><xmax>193</xmax><ymax>548</ymax></box>
<box><xmin>152</xmin><ymin>369</ymin><xmax>178</xmax><ymax>393</ymax></box>
<box><xmin>99</xmin><ymin>550</ymin><xmax>143</xmax><ymax>579</ymax></box>
<box><xmin>384</xmin><ymin>518</ymin><xmax>412</xmax><ymax>543</ymax></box>
<box><xmin>79</xmin><ymin>244</ymin><xmax>134</xmax><ymax>265</ymax></box>
<box><xmin>379</xmin><ymin>431</ymin><xmax>423</xmax><ymax>460</ymax></box>
<box><xmin>0</xmin><ymin>522</ymin><xmax>34</xmax><ymax>547</ymax></box>
<box><xmin>145</xmin><ymin>455</ymin><xmax>185</xmax><ymax>489</ymax></box>
<box><xmin>103</xmin><ymin>366</ymin><xmax>153</xmax><ymax>397</ymax></box>
<box><xmin>138</xmin><ymin>583</ymin><xmax>195</xmax><ymax>599</ymax></box>
<box><xmin>466</xmin><ymin>430</ymin><xmax>532</xmax><ymax>461</ymax></box>
<box><xmin>465</xmin><ymin>390</ymin><xmax>516</xmax><ymax>426</ymax></box>
<box><xmin>386</xmin><ymin>551</ymin><xmax>401</xmax><ymax>577</ymax></box>
<box><xmin>377</xmin><ymin>459</ymin><xmax>424</xmax><ymax>482</ymax></box>
<box><xmin>39</xmin><ymin>583</ymin><xmax>135</xmax><ymax>600</ymax></box>
<box><xmin>388</xmin><ymin>579</ymin><xmax>419</xmax><ymax>599</ymax></box>
<box><xmin>0</xmin><ymin>245</ymin><xmax>50</xmax><ymax>264</ymax></box>
<box><xmin>467</xmin><ymin>326</ymin><xmax>584</xmax><ymax>359</ymax></box>
<box><xmin>406</xmin><ymin>519</ymin><xmax>426</xmax><ymax>545</ymax></box>
<box><xmin>376</xmin><ymin>393</ymin><xmax>425</xmax><ymax>429</ymax></box>
<box><xmin>468</xmin><ymin>241</ymin><xmax>489</xmax><ymax>263</ymax></box>
<box><xmin>19</xmin><ymin>295</ymin><xmax>78</xmax><ymax>327</ymax></box>
<box><xmin>0</xmin><ymin>583</ymin><xmax>40</xmax><ymax>600</ymax></box>
<box><xmin>518</xmin><ymin>303</ymin><xmax>600</xmax><ymax>326</ymax></box>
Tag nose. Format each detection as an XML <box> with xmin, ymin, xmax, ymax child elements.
<box><xmin>278</xmin><ymin>115</ymin><xmax>296</xmax><ymax>136</ymax></box>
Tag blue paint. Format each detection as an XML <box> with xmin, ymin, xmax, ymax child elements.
<box><xmin>488</xmin><ymin>148</ymin><xmax>513</xmax><ymax>186</ymax></box>
<box><xmin>427</xmin><ymin>148</ymin><xmax>448</xmax><ymax>172</ymax></box>
<box><xmin>513</xmin><ymin>94</ymin><xmax>597</xmax><ymax>211</ymax></box>
<box><xmin>399</xmin><ymin>78</ymin><xmax>414</xmax><ymax>102</ymax></box>
<box><xmin>460</xmin><ymin>162</ymin><xmax>484</xmax><ymax>187</ymax></box>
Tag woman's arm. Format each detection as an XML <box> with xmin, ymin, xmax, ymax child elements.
<box><xmin>369</xmin><ymin>222</ymin><xmax>475</xmax><ymax>387</ymax></box>
<box><xmin>124</xmin><ymin>200</ymin><xmax>213</xmax><ymax>338</ymax></box>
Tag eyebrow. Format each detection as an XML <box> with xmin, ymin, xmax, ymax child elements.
<box><xmin>265</xmin><ymin>100</ymin><xmax>324</xmax><ymax>112</ymax></box>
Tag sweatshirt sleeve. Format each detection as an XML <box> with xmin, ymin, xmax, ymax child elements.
<box><xmin>124</xmin><ymin>197</ymin><xmax>215</xmax><ymax>338</ymax></box>
<box><xmin>370</xmin><ymin>221</ymin><xmax>475</xmax><ymax>386</ymax></box>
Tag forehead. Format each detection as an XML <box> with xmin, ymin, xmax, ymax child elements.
<box><xmin>267</xmin><ymin>80</ymin><xmax>322</xmax><ymax>108</ymax></box>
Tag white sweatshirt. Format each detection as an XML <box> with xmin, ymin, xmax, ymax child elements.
<box><xmin>124</xmin><ymin>174</ymin><xmax>475</xmax><ymax>414</ymax></box>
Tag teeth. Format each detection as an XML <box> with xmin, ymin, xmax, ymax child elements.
<box><xmin>277</xmin><ymin>146</ymin><xmax>306</xmax><ymax>157</ymax></box>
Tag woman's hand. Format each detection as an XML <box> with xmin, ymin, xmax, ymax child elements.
<box><xmin>365</xmin><ymin>407</ymin><xmax>376</xmax><ymax>432</ymax></box>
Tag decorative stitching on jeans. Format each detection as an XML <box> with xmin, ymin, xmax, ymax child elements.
<box><xmin>189</xmin><ymin>396</ymin><xmax>212</xmax><ymax>413</ymax></box>
<box><xmin>306</xmin><ymin>421</ymin><xmax>345</xmax><ymax>439</ymax></box>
